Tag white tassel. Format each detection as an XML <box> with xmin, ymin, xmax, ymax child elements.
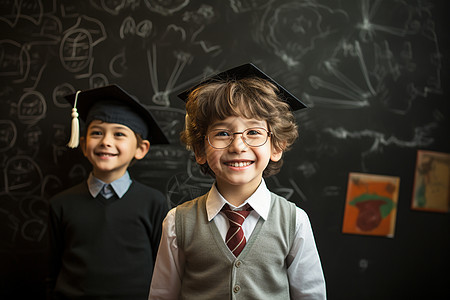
<box><xmin>67</xmin><ymin>90</ymin><xmax>81</xmax><ymax>148</ymax></box>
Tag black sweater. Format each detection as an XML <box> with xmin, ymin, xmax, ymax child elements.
<box><xmin>48</xmin><ymin>180</ymin><xmax>169</xmax><ymax>299</ymax></box>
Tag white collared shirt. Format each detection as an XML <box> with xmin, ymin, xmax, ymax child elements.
<box><xmin>149</xmin><ymin>179</ymin><xmax>326</xmax><ymax>299</ymax></box>
<box><xmin>205</xmin><ymin>179</ymin><xmax>272</xmax><ymax>241</ymax></box>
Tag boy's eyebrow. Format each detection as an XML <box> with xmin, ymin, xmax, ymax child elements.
<box><xmin>209</xmin><ymin>121</ymin><xmax>229</xmax><ymax>128</ymax></box>
<box><xmin>87</xmin><ymin>124</ymin><xmax>103</xmax><ymax>130</ymax></box>
<box><xmin>112</xmin><ymin>125</ymin><xmax>132</xmax><ymax>130</ymax></box>
<box><xmin>88</xmin><ymin>123</ymin><xmax>132</xmax><ymax>131</ymax></box>
<box><xmin>209</xmin><ymin>119</ymin><xmax>267</xmax><ymax>129</ymax></box>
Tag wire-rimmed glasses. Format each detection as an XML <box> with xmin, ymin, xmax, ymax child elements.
<box><xmin>206</xmin><ymin>127</ymin><xmax>272</xmax><ymax>149</ymax></box>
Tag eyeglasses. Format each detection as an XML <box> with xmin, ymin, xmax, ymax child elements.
<box><xmin>206</xmin><ymin>127</ymin><xmax>272</xmax><ymax>149</ymax></box>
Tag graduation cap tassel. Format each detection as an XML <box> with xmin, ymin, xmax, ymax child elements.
<box><xmin>67</xmin><ymin>90</ymin><xmax>81</xmax><ymax>148</ymax></box>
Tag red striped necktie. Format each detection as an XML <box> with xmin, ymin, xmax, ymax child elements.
<box><xmin>221</xmin><ymin>204</ymin><xmax>253</xmax><ymax>257</ymax></box>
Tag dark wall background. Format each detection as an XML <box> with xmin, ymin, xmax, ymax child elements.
<box><xmin>1</xmin><ymin>0</ymin><xmax>449</xmax><ymax>299</ymax></box>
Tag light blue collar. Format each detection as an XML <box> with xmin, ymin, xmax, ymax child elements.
<box><xmin>87</xmin><ymin>171</ymin><xmax>132</xmax><ymax>199</ymax></box>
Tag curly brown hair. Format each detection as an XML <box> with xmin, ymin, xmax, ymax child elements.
<box><xmin>180</xmin><ymin>77</ymin><xmax>298</xmax><ymax>177</ymax></box>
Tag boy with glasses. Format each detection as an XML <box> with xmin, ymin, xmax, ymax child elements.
<box><xmin>149</xmin><ymin>63</ymin><xmax>326</xmax><ymax>299</ymax></box>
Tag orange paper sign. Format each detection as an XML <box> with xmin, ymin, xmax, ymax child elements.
<box><xmin>342</xmin><ymin>173</ymin><xmax>400</xmax><ymax>238</ymax></box>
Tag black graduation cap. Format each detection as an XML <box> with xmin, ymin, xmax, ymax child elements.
<box><xmin>177</xmin><ymin>63</ymin><xmax>307</xmax><ymax>111</ymax></box>
<box><xmin>64</xmin><ymin>84</ymin><xmax>169</xmax><ymax>148</ymax></box>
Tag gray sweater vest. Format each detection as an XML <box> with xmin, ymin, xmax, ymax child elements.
<box><xmin>175</xmin><ymin>192</ymin><xmax>296</xmax><ymax>299</ymax></box>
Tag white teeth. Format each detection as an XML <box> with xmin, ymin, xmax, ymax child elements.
<box><xmin>228</xmin><ymin>161</ymin><xmax>251</xmax><ymax>167</ymax></box>
<box><xmin>98</xmin><ymin>153</ymin><xmax>115</xmax><ymax>156</ymax></box>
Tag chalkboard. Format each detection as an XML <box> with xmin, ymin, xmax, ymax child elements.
<box><xmin>1</xmin><ymin>1</ymin><xmax>449</xmax><ymax>299</ymax></box>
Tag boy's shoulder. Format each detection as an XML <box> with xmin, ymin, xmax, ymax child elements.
<box><xmin>127</xmin><ymin>179</ymin><xmax>167</xmax><ymax>203</ymax></box>
<box><xmin>49</xmin><ymin>181</ymin><xmax>90</xmax><ymax>209</ymax></box>
<box><xmin>174</xmin><ymin>193</ymin><xmax>209</xmax><ymax>222</ymax></box>
<box><xmin>269</xmin><ymin>191</ymin><xmax>295</xmax><ymax>206</ymax></box>
<box><xmin>130</xmin><ymin>179</ymin><xmax>160</xmax><ymax>192</ymax></box>
<box><xmin>50</xmin><ymin>181</ymin><xmax>87</xmax><ymax>199</ymax></box>
<box><xmin>177</xmin><ymin>193</ymin><xmax>208</xmax><ymax>209</ymax></box>
<box><xmin>269</xmin><ymin>191</ymin><xmax>311</xmax><ymax>223</ymax></box>
<box><xmin>48</xmin><ymin>181</ymin><xmax>88</xmax><ymax>208</ymax></box>
<box><xmin>268</xmin><ymin>191</ymin><xmax>304</xmax><ymax>216</ymax></box>
<box><xmin>129</xmin><ymin>180</ymin><xmax>166</xmax><ymax>202</ymax></box>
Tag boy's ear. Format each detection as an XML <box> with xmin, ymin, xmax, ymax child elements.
<box><xmin>134</xmin><ymin>140</ymin><xmax>150</xmax><ymax>160</ymax></box>
<box><xmin>270</xmin><ymin>149</ymin><xmax>283</xmax><ymax>162</ymax></box>
<box><xmin>270</xmin><ymin>143</ymin><xmax>284</xmax><ymax>162</ymax></box>
<box><xmin>194</xmin><ymin>147</ymin><xmax>207</xmax><ymax>164</ymax></box>
<box><xmin>195</xmin><ymin>154</ymin><xmax>207</xmax><ymax>165</ymax></box>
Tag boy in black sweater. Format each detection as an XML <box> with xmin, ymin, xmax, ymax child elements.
<box><xmin>48</xmin><ymin>84</ymin><xmax>169</xmax><ymax>299</ymax></box>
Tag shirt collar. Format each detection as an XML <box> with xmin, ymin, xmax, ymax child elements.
<box><xmin>87</xmin><ymin>171</ymin><xmax>132</xmax><ymax>198</ymax></box>
<box><xmin>206</xmin><ymin>179</ymin><xmax>271</xmax><ymax>221</ymax></box>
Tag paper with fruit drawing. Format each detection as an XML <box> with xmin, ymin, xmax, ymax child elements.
<box><xmin>342</xmin><ymin>173</ymin><xmax>400</xmax><ymax>238</ymax></box>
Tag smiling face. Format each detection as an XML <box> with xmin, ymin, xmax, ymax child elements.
<box><xmin>81</xmin><ymin>120</ymin><xmax>150</xmax><ymax>183</ymax></box>
<box><xmin>195</xmin><ymin>116</ymin><xmax>283</xmax><ymax>200</ymax></box>
<box><xmin>181</xmin><ymin>77</ymin><xmax>298</xmax><ymax>179</ymax></box>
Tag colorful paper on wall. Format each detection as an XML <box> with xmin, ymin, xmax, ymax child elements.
<box><xmin>411</xmin><ymin>150</ymin><xmax>450</xmax><ymax>213</ymax></box>
<box><xmin>342</xmin><ymin>172</ymin><xmax>400</xmax><ymax>238</ymax></box>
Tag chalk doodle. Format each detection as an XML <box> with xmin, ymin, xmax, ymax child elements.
<box><xmin>147</xmin><ymin>44</ymin><xmax>192</xmax><ymax>106</ymax></box>
<box><xmin>17</xmin><ymin>91</ymin><xmax>47</xmax><ymax>125</ymax></box>
<box><xmin>0</xmin><ymin>0</ymin><xmax>56</xmax><ymax>28</ymax></box>
<box><xmin>144</xmin><ymin>0</ymin><xmax>190</xmax><ymax>16</ymax></box>
<box><xmin>3</xmin><ymin>155</ymin><xmax>43</xmax><ymax>195</ymax></box>
<box><xmin>324</xmin><ymin>122</ymin><xmax>437</xmax><ymax>171</ymax></box>
<box><xmin>0</xmin><ymin>120</ymin><xmax>17</xmax><ymax>152</ymax></box>
<box><xmin>253</xmin><ymin>1</ymin><xmax>349</xmax><ymax>68</ymax></box>
<box><xmin>0</xmin><ymin>40</ymin><xmax>31</xmax><ymax>82</ymax></box>
<box><xmin>52</xmin><ymin>83</ymin><xmax>75</xmax><ymax>108</ymax></box>
<box><xmin>120</xmin><ymin>16</ymin><xmax>153</xmax><ymax>39</ymax></box>
<box><xmin>304</xmin><ymin>0</ymin><xmax>442</xmax><ymax>114</ymax></box>
<box><xmin>59</xmin><ymin>16</ymin><xmax>106</xmax><ymax>78</ymax></box>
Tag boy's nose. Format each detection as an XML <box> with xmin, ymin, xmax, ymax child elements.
<box><xmin>227</xmin><ymin>134</ymin><xmax>247</xmax><ymax>153</ymax></box>
<box><xmin>100</xmin><ymin>134</ymin><xmax>113</xmax><ymax>146</ymax></box>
